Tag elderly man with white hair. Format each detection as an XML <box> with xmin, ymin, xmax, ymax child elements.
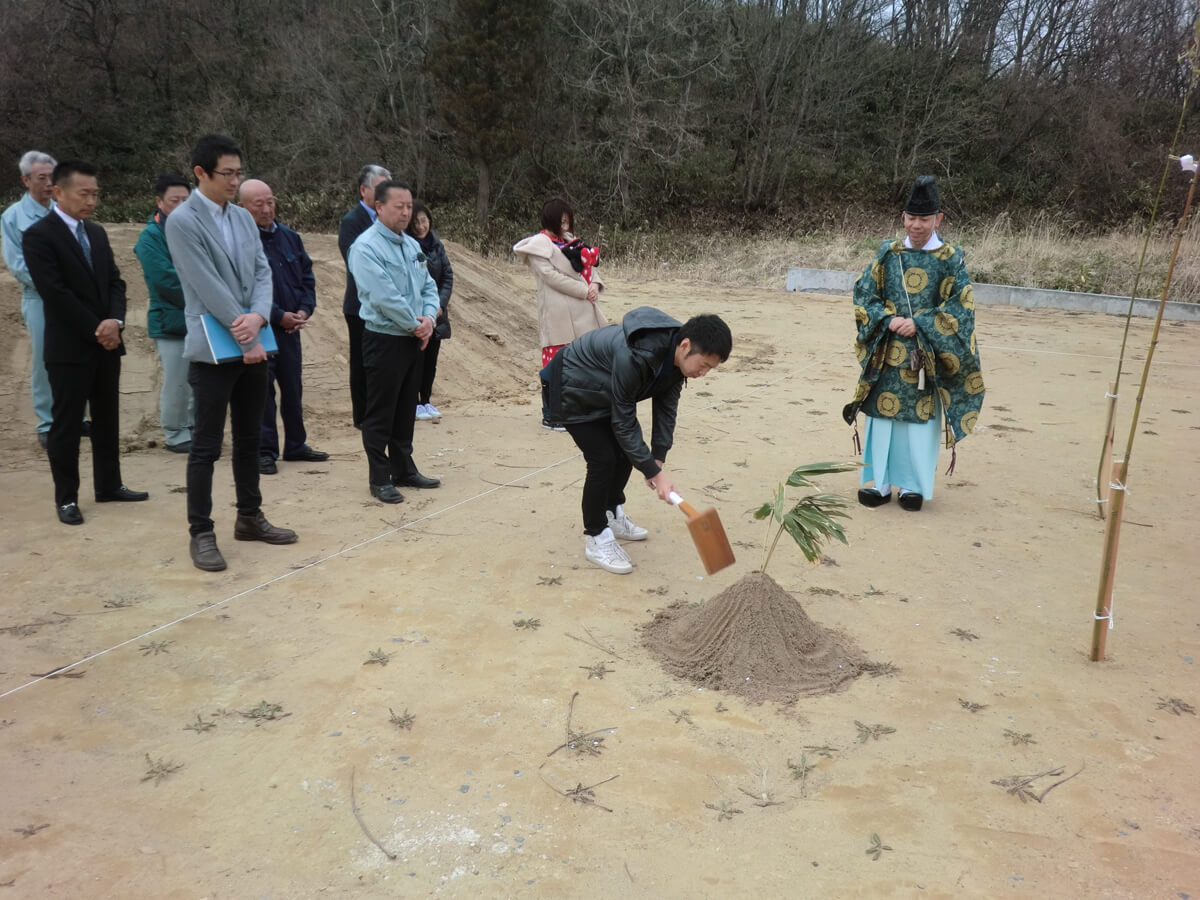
<box><xmin>2</xmin><ymin>150</ymin><xmax>58</xmax><ymax>447</ymax></box>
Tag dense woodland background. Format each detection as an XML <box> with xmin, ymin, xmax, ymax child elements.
<box><xmin>1</xmin><ymin>0</ymin><xmax>1199</xmax><ymax>244</ymax></box>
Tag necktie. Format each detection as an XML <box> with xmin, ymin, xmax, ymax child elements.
<box><xmin>75</xmin><ymin>221</ymin><xmax>92</xmax><ymax>267</ymax></box>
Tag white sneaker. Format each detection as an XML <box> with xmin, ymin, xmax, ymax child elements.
<box><xmin>584</xmin><ymin>527</ymin><xmax>633</xmax><ymax>574</ymax></box>
<box><xmin>425</xmin><ymin>403</ymin><xmax>441</xmax><ymax>418</ymax></box>
<box><xmin>607</xmin><ymin>504</ymin><xmax>648</xmax><ymax>541</ymax></box>
<box><xmin>416</xmin><ymin>404</ymin><xmax>433</xmax><ymax>421</ymax></box>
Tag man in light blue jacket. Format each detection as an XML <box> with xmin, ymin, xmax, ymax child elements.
<box><xmin>2</xmin><ymin>150</ymin><xmax>57</xmax><ymax>446</ymax></box>
<box><xmin>165</xmin><ymin>134</ymin><xmax>298</xmax><ymax>572</ymax></box>
<box><xmin>347</xmin><ymin>180</ymin><xmax>442</xmax><ymax>503</ymax></box>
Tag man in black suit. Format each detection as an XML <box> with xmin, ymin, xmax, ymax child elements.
<box><xmin>23</xmin><ymin>160</ymin><xmax>148</xmax><ymax>525</ymax></box>
<box><xmin>339</xmin><ymin>163</ymin><xmax>391</xmax><ymax>429</ymax></box>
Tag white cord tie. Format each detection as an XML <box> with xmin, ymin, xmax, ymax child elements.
<box><xmin>1105</xmin><ymin>391</ymin><xmax>1118</xmax><ymax>399</ymax></box>
<box><xmin>1108</xmin><ymin>480</ymin><xmax>1126</xmax><ymax>492</ymax></box>
<box><xmin>1096</xmin><ymin>497</ymin><xmax>1109</xmax><ymax>505</ymax></box>
<box><xmin>1093</xmin><ymin>610</ymin><xmax>1115</xmax><ymax>629</ymax></box>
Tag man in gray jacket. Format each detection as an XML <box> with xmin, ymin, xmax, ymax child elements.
<box><xmin>541</xmin><ymin>307</ymin><xmax>731</xmax><ymax>574</ymax></box>
<box><xmin>165</xmin><ymin>134</ymin><xmax>297</xmax><ymax>571</ymax></box>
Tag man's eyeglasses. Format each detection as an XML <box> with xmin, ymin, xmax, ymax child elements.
<box><xmin>212</xmin><ymin>169</ymin><xmax>244</xmax><ymax>181</ymax></box>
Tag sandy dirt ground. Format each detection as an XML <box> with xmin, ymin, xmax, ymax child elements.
<box><xmin>0</xmin><ymin>226</ymin><xmax>1197</xmax><ymax>899</ymax></box>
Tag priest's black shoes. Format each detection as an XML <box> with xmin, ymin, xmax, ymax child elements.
<box><xmin>857</xmin><ymin>488</ymin><xmax>891</xmax><ymax>508</ymax></box>
<box><xmin>898</xmin><ymin>492</ymin><xmax>924</xmax><ymax>512</ymax></box>
<box><xmin>393</xmin><ymin>472</ymin><xmax>440</xmax><ymax>489</ymax></box>
<box><xmin>96</xmin><ymin>485</ymin><xmax>149</xmax><ymax>502</ymax></box>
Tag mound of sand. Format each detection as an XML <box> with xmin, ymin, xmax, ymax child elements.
<box><xmin>643</xmin><ymin>570</ymin><xmax>865</xmax><ymax>703</ymax></box>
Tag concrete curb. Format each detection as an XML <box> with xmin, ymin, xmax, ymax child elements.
<box><xmin>785</xmin><ymin>267</ymin><xmax>1200</xmax><ymax>323</ymax></box>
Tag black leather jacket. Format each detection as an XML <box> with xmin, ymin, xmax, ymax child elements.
<box><xmin>543</xmin><ymin>307</ymin><xmax>684</xmax><ymax>479</ymax></box>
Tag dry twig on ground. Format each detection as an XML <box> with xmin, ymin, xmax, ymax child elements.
<box><xmin>349</xmin><ymin>768</ymin><xmax>397</xmax><ymax>860</ymax></box>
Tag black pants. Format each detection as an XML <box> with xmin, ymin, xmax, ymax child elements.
<box><xmin>565</xmin><ymin>420</ymin><xmax>633</xmax><ymax>536</ymax></box>
<box><xmin>361</xmin><ymin>330</ymin><xmax>423</xmax><ymax>485</ymax></box>
<box><xmin>46</xmin><ymin>349</ymin><xmax>123</xmax><ymax>507</ymax></box>
<box><xmin>187</xmin><ymin>360</ymin><xmax>268</xmax><ymax>536</ymax></box>
<box><xmin>418</xmin><ymin>335</ymin><xmax>441</xmax><ymax>406</ymax></box>
<box><xmin>261</xmin><ymin>327</ymin><xmax>306</xmax><ymax>458</ymax></box>
<box><xmin>344</xmin><ymin>312</ymin><xmax>367</xmax><ymax>428</ymax></box>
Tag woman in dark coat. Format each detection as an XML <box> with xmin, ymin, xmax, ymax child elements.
<box><xmin>407</xmin><ymin>201</ymin><xmax>454</xmax><ymax>419</ymax></box>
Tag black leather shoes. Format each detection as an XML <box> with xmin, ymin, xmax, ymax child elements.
<box><xmin>37</xmin><ymin>432</ymin><xmax>49</xmax><ymax>449</ymax></box>
<box><xmin>283</xmin><ymin>445</ymin><xmax>329</xmax><ymax>462</ymax></box>
<box><xmin>393</xmin><ymin>472</ymin><xmax>440</xmax><ymax>489</ymax></box>
<box><xmin>190</xmin><ymin>531</ymin><xmax>227</xmax><ymax>571</ymax></box>
<box><xmin>259</xmin><ymin>456</ymin><xmax>277</xmax><ymax>475</ymax></box>
<box><xmin>95</xmin><ymin>485</ymin><xmax>149</xmax><ymax>502</ymax></box>
<box><xmin>57</xmin><ymin>502</ymin><xmax>84</xmax><ymax>525</ymax></box>
<box><xmin>857</xmin><ymin>488</ymin><xmax>891</xmax><ymax>508</ymax></box>
<box><xmin>898</xmin><ymin>492</ymin><xmax>924</xmax><ymax>512</ymax></box>
<box><xmin>370</xmin><ymin>483</ymin><xmax>405</xmax><ymax>503</ymax></box>
<box><xmin>233</xmin><ymin>512</ymin><xmax>298</xmax><ymax>544</ymax></box>
<box><xmin>166</xmin><ymin>441</ymin><xmax>191</xmax><ymax>454</ymax></box>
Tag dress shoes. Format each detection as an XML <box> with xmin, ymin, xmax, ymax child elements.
<box><xmin>57</xmin><ymin>502</ymin><xmax>84</xmax><ymax>526</ymax></box>
<box><xmin>95</xmin><ymin>485</ymin><xmax>149</xmax><ymax>502</ymax></box>
<box><xmin>898</xmin><ymin>491</ymin><xmax>924</xmax><ymax>512</ymax></box>
<box><xmin>283</xmin><ymin>445</ymin><xmax>329</xmax><ymax>462</ymax></box>
<box><xmin>233</xmin><ymin>512</ymin><xmax>298</xmax><ymax>544</ymax></box>
<box><xmin>190</xmin><ymin>531</ymin><xmax>227</xmax><ymax>571</ymax></box>
<box><xmin>166</xmin><ymin>441</ymin><xmax>191</xmax><ymax>454</ymax></box>
<box><xmin>857</xmin><ymin>487</ymin><xmax>891</xmax><ymax>508</ymax></box>
<box><xmin>259</xmin><ymin>456</ymin><xmax>278</xmax><ymax>475</ymax></box>
<box><xmin>392</xmin><ymin>472</ymin><xmax>440</xmax><ymax>489</ymax></box>
<box><xmin>38</xmin><ymin>432</ymin><xmax>48</xmax><ymax>450</ymax></box>
<box><xmin>370</xmin><ymin>483</ymin><xmax>405</xmax><ymax>503</ymax></box>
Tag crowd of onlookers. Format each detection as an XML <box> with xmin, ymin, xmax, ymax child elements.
<box><xmin>1</xmin><ymin>135</ymin><xmax>457</xmax><ymax>572</ymax></box>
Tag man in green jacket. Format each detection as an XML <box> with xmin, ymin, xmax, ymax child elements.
<box><xmin>134</xmin><ymin>174</ymin><xmax>194</xmax><ymax>452</ymax></box>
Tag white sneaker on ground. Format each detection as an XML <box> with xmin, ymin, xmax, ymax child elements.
<box><xmin>584</xmin><ymin>527</ymin><xmax>633</xmax><ymax>574</ymax></box>
<box><xmin>541</xmin><ymin>420</ymin><xmax>567</xmax><ymax>432</ymax></box>
<box><xmin>607</xmin><ymin>504</ymin><xmax>649</xmax><ymax>541</ymax></box>
<box><xmin>416</xmin><ymin>404</ymin><xmax>433</xmax><ymax>420</ymax></box>
<box><xmin>425</xmin><ymin>403</ymin><xmax>441</xmax><ymax>418</ymax></box>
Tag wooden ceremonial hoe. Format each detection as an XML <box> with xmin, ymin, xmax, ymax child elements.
<box><xmin>669</xmin><ymin>491</ymin><xmax>736</xmax><ymax>575</ymax></box>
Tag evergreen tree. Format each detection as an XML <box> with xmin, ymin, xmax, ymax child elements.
<box><xmin>429</xmin><ymin>0</ymin><xmax>550</xmax><ymax>227</ymax></box>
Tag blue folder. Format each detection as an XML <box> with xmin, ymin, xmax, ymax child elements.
<box><xmin>200</xmin><ymin>313</ymin><xmax>278</xmax><ymax>362</ymax></box>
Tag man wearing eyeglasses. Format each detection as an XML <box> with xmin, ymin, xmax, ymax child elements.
<box><xmin>165</xmin><ymin>133</ymin><xmax>298</xmax><ymax>572</ymax></box>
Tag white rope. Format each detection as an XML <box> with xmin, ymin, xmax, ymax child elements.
<box><xmin>1105</xmin><ymin>391</ymin><xmax>1119</xmax><ymax>399</ymax></box>
<box><xmin>1093</xmin><ymin>610</ymin><xmax>1115</xmax><ymax>629</ymax></box>
<box><xmin>1108</xmin><ymin>480</ymin><xmax>1127</xmax><ymax>492</ymax></box>
<box><xmin>3</xmin><ymin>368</ymin><xmax>803</xmax><ymax>703</ymax></box>
<box><xmin>0</xmin><ymin>452</ymin><xmax>581</xmax><ymax>701</ymax></box>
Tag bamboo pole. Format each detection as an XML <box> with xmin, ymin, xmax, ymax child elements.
<box><xmin>1091</xmin><ymin>35</ymin><xmax>1198</xmax><ymax>516</ymax></box>
<box><xmin>1096</xmin><ymin>383</ymin><xmax>1117</xmax><ymax>520</ymax></box>
<box><xmin>1089</xmin><ymin>160</ymin><xmax>1198</xmax><ymax>661</ymax></box>
<box><xmin>1091</xmin><ymin>458</ymin><xmax>1128</xmax><ymax>660</ymax></box>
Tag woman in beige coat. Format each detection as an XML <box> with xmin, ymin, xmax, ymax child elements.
<box><xmin>514</xmin><ymin>198</ymin><xmax>606</xmax><ymax>373</ymax></box>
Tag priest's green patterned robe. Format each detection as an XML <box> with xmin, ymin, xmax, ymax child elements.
<box><xmin>842</xmin><ymin>234</ymin><xmax>985</xmax><ymax>500</ymax></box>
